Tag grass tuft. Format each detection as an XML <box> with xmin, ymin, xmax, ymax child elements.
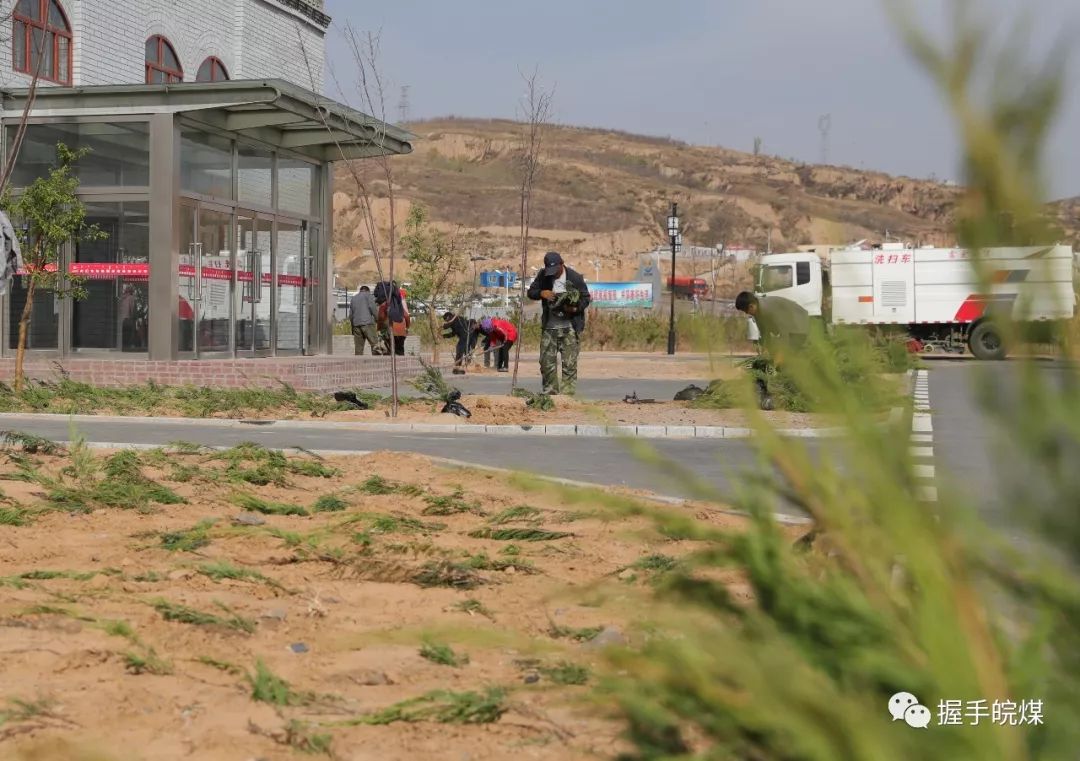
<box><xmin>160</xmin><ymin>520</ymin><xmax>215</xmax><ymax>552</ymax></box>
<box><xmin>422</xmin><ymin>490</ymin><xmax>480</xmax><ymax>516</ymax></box>
<box><xmin>344</xmin><ymin>688</ymin><xmax>507</xmax><ymax>726</ymax></box>
<box><xmin>0</xmin><ymin>506</ymin><xmax>32</xmax><ymax>526</ymax></box>
<box><xmin>630</xmin><ymin>554</ymin><xmax>679</xmax><ymax>572</ymax></box>
<box><xmin>465</xmin><ymin>552</ymin><xmax>538</xmax><ymax>574</ymax></box>
<box><xmin>452</xmin><ymin>598</ymin><xmax>494</xmax><ymax>619</ymax></box>
<box><xmin>283</xmin><ymin>719</ymin><xmax>333</xmax><ymax>756</ymax></box>
<box><xmin>231</xmin><ymin>493</ymin><xmax>309</xmax><ymax>517</ymax></box>
<box><xmin>0</xmin><ymin>430</ymin><xmax>64</xmax><ymax>454</ymax></box>
<box><xmin>19</xmin><ymin>569</ymin><xmax>96</xmax><ymax>581</ymax></box>
<box><xmin>540</xmin><ymin>661</ymin><xmax>590</xmax><ymax>685</ymax></box>
<box><xmin>489</xmin><ymin>505</ymin><xmax>543</xmax><ymax>525</ymax></box>
<box><xmin>370</xmin><ymin>514</ymin><xmax>446</xmax><ymax>535</ymax></box>
<box><xmin>196</xmin><ymin>561</ymin><xmax>285</xmax><ymax>591</ymax></box>
<box><xmin>413</xmin><ymin>560</ymin><xmax>484</xmax><ymax>589</ymax></box>
<box><xmin>124</xmin><ymin>648</ymin><xmax>173</xmax><ymax>676</ymax></box>
<box><xmin>151</xmin><ymin>599</ymin><xmax>256</xmax><ymax>634</ymax></box>
<box><xmin>249</xmin><ymin>659</ymin><xmax>307</xmax><ymax>706</ymax></box>
<box><xmin>468</xmin><ymin>527</ymin><xmax>571</xmax><ymax>542</ymax></box>
<box><xmin>99</xmin><ymin>619</ymin><xmax>138</xmax><ymax>642</ymax></box>
<box><xmin>0</xmin><ymin>697</ymin><xmax>57</xmax><ymax>724</ymax></box>
<box><xmin>419</xmin><ymin>641</ymin><xmax>469</xmax><ymax>667</ymax></box>
<box><xmin>197</xmin><ymin>656</ymin><xmax>245</xmax><ymax>675</ymax></box>
<box><xmin>547</xmin><ymin>624</ymin><xmax>603</xmax><ymax>642</ymax></box>
<box><xmin>312</xmin><ymin>494</ymin><xmax>349</xmax><ymax>513</ymax></box>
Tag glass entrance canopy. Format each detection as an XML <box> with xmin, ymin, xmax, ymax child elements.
<box><xmin>0</xmin><ymin>80</ymin><xmax>412</xmax><ymax>360</ymax></box>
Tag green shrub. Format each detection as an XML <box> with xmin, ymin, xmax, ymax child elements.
<box><xmin>603</xmin><ymin>7</ymin><xmax>1080</xmax><ymax>759</ymax></box>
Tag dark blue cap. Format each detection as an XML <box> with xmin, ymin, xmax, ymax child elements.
<box><xmin>543</xmin><ymin>251</ymin><xmax>564</xmax><ymax>276</ymax></box>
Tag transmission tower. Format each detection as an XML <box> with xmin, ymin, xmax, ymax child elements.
<box><xmin>818</xmin><ymin>113</ymin><xmax>832</xmax><ymax>165</ymax></box>
<box><xmin>397</xmin><ymin>85</ymin><xmax>411</xmax><ymax>124</ymax></box>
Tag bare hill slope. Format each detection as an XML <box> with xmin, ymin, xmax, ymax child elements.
<box><xmin>332</xmin><ymin>118</ymin><xmax>1077</xmax><ymax>286</ymax></box>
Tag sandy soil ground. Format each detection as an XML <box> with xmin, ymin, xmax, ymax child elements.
<box><xmin>319</xmin><ymin>396</ymin><xmax>832</xmax><ymax>429</ymax></box>
<box><xmin>0</xmin><ymin>446</ymin><xmax>794</xmax><ymax>761</ymax></box>
<box><xmin>464</xmin><ymin>354</ymin><xmax>743</xmax><ymax>381</ymax></box>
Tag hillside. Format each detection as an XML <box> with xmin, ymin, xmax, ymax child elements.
<box><xmin>1055</xmin><ymin>196</ymin><xmax>1080</xmax><ymax>244</ymax></box>
<box><xmin>331</xmin><ymin>118</ymin><xmax>1077</xmax><ymax>287</ymax></box>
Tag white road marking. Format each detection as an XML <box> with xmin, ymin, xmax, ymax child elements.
<box><xmin>909</xmin><ymin>370</ymin><xmax>937</xmax><ymax>501</ymax></box>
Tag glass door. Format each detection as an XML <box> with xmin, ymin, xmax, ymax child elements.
<box><xmin>178</xmin><ymin>203</ymin><xmax>197</xmax><ymax>354</ymax></box>
<box><xmin>73</xmin><ymin>201</ymin><xmax>150</xmax><ymax>353</ymax></box>
<box><xmin>196</xmin><ymin>206</ymin><xmax>233</xmax><ymax>355</ymax></box>
<box><xmin>6</xmin><ymin>248</ymin><xmax>61</xmax><ymax>355</ymax></box>
<box><xmin>275</xmin><ymin>218</ymin><xmax>306</xmax><ymax>354</ymax></box>
<box><xmin>178</xmin><ymin>202</ymin><xmax>233</xmax><ymax>357</ymax></box>
<box><xmin>305</xmin><ymin>223</ymin><xmax>320</xmax><ymax>354</ymax></box>
<box><xmin>235</xmin><ymin>211</ymin><xmax>272</xmax><ymax>355</ymax></box>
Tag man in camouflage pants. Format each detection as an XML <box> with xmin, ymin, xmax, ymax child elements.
<box><xmin>539</xmin><ymin>327</ymin><xmax>579</xmax><ymax>395</ymax></box>
<box><xmin>528</xmin><ymin>252</ymin><xmax>591</xmax><ymax>395</ymax></box>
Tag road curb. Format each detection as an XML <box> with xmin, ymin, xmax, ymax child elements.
<box><xmin>0</xmin><ymin>411</ymin><xmax>851</xmax><ymax>440</ymax></box>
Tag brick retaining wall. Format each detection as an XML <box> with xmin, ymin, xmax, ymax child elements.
<box><xmin>0</xmin><ymin>355</ymin><xmax>450</xmax><ymax>393</ymax></box>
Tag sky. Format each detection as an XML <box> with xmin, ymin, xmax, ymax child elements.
<box><xmin>323</xmin><ymin>0</ymin><xmax>1080</xmax><ymax>199</ymax></box>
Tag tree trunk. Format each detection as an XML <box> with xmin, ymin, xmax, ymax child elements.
<box><xmin>13</xmin><ymin>277</ymin><xmax>37</xmax><ymax>394</ymax></box>
<box><xmin>510</xmin><ymin>189</ymin><xmax>529</xmax><ymax>391</ymax></box>
<box><xmin>429</xmin><ymin>309</ymin><xmax>439</xmax><ymax>364</ymax></box>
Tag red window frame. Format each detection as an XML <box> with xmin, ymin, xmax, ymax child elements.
<box><xmin>145</xmin><ymin>34</ymin><xmax>183</xmax><ymax>84</ymax></box>
<box><xmin>12</xmin><ymin>0</ymin><xmax>73</xmax><ymax>86</ymax></box>
<box><xmin>196</xmin><ymin>56</ymin><xmax>229</xmax><ymax>82</ymax></box>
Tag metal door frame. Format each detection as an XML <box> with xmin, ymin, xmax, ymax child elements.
<box><xmin>235</xmin><ymin>209</ymin><xmax>273</xmax><ymax>358</ymax></box>
<box><xmin>272</xmin><ymin>215</ymin><xmax>308</xmax><ymax>357</ymax></box>
<box><xmin>179</xmin><ymin>200</ymin><xmax>235</xmax><ymax>359</ymax></box>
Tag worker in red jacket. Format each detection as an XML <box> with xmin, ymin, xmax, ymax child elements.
<box><xmin>480</xmin><ymin>317</ymin><xmax>518</xmax><ymax>373</ymax></box>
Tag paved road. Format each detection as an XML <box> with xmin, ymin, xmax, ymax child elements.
<box><xmin>23</xmin><ymin>359</ymin><xmax>1064</xmax><ymax>522</ymax></box>
<box><xmin>927</xmin><ymin>359</ymin><xmax>1077</xmax><ymax>527</ymax></box>
<box><xmin>1</xmin><ymin>414</ymin><xmax>817</xmax><ymax>517</ymax></box>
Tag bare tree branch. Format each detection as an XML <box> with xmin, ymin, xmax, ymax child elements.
<box><xmin>0</xmin><ymin>15</ymin><xmax>48</xmax><ymax>196</ymax></box>
<box><xmin>510</xmin><ymin>68</ymin><xmax>554</xmax><ymax>390</ymax></box>
<box><xmin>297</xmin><ymin>24</ymin><xmax>405</xmax><ymax>415</ymax></box>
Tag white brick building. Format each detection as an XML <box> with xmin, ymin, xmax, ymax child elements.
<box><xmin>0</xmin><ymin>0</ymin><xmax>416</xmax><ymax>364</ymax></box>
<box><xmin>3</xmin><ymin>0</ymin><xmax>327</xmax><ymax>90</ymax></box>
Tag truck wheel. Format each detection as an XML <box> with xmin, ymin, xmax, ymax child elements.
<box><xmin>968</xmin><ymin>322</ymin><xmax>1007</xmax><ymax>360</ymax></box>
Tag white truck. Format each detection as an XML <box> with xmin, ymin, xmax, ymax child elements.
<box><xmin>755</xmin><ymin>243</ymin><xmax>1076</xmax><ymax>360</ymax></box>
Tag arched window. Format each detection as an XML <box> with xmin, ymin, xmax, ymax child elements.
<box><xmin>196</xmin><ymin>56</ymin><xmax>228</xmax><ymax>82</ymax></box>
<box><xmin>145</xmin><ymin>34</ymin><xmax>183</xmax><ymax>84</ymax></box>
<box><xmin>12</xmin><ymin>0</ymin><xmax>73</xmax><ymax>86</ymax></box>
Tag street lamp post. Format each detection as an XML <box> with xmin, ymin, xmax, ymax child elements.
<box><xmin>666</xmin><ymin>203</ymin><xmax>679</xmax><ymax>355</ymax></box>
<box><xmin>589</xmin><ymin>259</ymin><xmax>601</xmax><ymax>282</ymax></box>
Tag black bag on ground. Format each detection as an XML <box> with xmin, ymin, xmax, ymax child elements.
<box><xmin>333</xmin><ymin>391</ymin><xmax>369</xmax><ymax>410</ymax></box>
<box><xmin>673</xmin><ymin>384</ymin><xmax>705</xmax><ymax>401</ymax></box>
<box><xmin>440</xmin><ymin>388</ymin><xmax>471</xmax><ymax>418</ymax></box>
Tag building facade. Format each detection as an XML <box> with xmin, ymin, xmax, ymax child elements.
<box><xmin>5</xmin><ymin>0</ymin><xmax>327</xmax><ymax>90</ymax></box>
<box><xmin>1</xmin><ymin>0</ymin><xmax>412</xmax><ymax>363</ymax></box>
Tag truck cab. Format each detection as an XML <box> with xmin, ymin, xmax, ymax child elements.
<box><xmin>755</xmin><ymin>253</ymin><xmax>825</xmax><ymax>317</ymax></box>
